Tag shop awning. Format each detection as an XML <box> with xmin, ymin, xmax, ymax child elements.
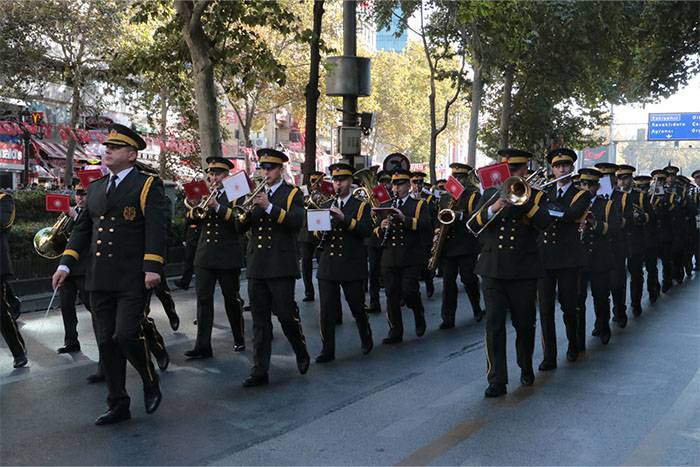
<box><xmin>31</xmin><ymin>138</ymin><xmax>97</xmax><ymax>162</ymax></box>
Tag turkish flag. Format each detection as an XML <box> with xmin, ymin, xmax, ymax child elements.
<box><xmin>77</xmin><ymin>169</ymin><xmax>103</xmax><ymax>187</ymax></box>
<box><xmin>372</xmin><ymin>184</ymin><xmax>391</xmax><ymax>204</ymax></box>
<box><xmin>320</xmin><ymin>179</ymin><xmax>335</xmax><ymax>196</ymax></box>
<box><xmin>444</xmin><ymin>176</ymin><xmax>465</xmax><ymax>200</ymax></box>
<box><xmin>183</xmin><ymin>180</ymin><xmax>210</xmax><ymax>201</ymax></box>
<box><xmin>477</xmin><ymin>162</ymin><xmax>511</xmax><ymax>190</ymax></box>
<box><xmin>45</xmin><ymin>193</ymin><xmax>70</xmax><ymax>213</ymax></box>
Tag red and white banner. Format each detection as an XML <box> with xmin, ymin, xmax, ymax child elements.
<box><xmin>372</xmin><ymin>184</ymin><xmax>391</xmax><ymax>204</ymax></box>
<box><xmin>77</xmin><ymin>169</ymin><xmax>104</xmax><ymax>187</ymax></box>
<box><xmin>477</xmin><ymin>162</ymin><xmax>511</xmax><ymax>190</ymax></box>
<box><xmin>320</xmin><ymin>180</ymin><xmax>335</xmax><ymax>196</ymax></box>
<box><xmin>222</xmin><ymin>171</ymin><xmax>252</xmax><ymax>201</ymax></box>
<box><xmin>45</xmin><ymin>193</ymin><xmax>70</xmax><ymax>213</ymax></box>
<box><xmin>183</xmin><ymin>180</ymin><xmax>210</xmax><ymax>201</ymax></box>
<box><xmin>444</xmin><ymin>176</ymin><xmax>465</xmax><ymax>200</ymax></box>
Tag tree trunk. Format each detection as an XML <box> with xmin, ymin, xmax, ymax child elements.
<box><xmin>499</xmin><ymin>65</ymin><xmax>514</xmax><ymax>149</ymax></box>
<box><xmin>176</xmin><ymin>1</ymin><xmax>222</xmax><ymax>169</ymax></box>
<box><xmin>429</xmin><ymin>91</ymin><xmax>438</xmax><ymax>183</ymax></box>
<box><xmin>466</xmin><ymin>60</ymin><xmax>482</xmax><ymax>167</ymax></box>
<box><xmin>303</xmin><ymin>0</ymin><xmax>324</xmax><ymax>184</ymax></box>
<box><xmin>158</xmin><ymin>87</ymin><xmax>169</xmax><ymax>178</ymax></box>
<box><xmin>64</xmin><ymin>80</ymin><xmax>81</xmax><ymax>188</ymax></box>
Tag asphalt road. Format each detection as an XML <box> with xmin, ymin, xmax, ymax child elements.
<box><xmin>1</xmin><ymin>272</ymin><xmax>698</xmax><ymax>466</ymax></box>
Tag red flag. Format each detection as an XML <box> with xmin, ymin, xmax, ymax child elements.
<box><xmin>477</xmin><ymin>162</ymin><xmax>511</xmax><ymax>190</ymax></box>
<box><xmin>372</xmin><ymin>184</ymin><xmax>391</xmax><ymax>204</ymax></box>
<box><xmin>320</xmin><ymin>179</ymin><xmax>334</xmax><ymax>196</ymax></box>
<box><xmin>444</xmin><ymin>176</ymin><xmax>465</xmax><ymax>200</ymax></box>
<box><xmin>77</xmin><ymin>169</ymin><xmax>103</xmax><ymax>187</ymax></box>
<box><xmin>45</xmin><ymin>193</ymin><xmax>70</xmax><ymax>213</ymax></box>
<box><xmin>183</xmin><ymin>180</ymin><xmax>210</xmax><ymax>201</ymax></box>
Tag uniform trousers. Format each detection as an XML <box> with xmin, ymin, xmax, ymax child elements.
<box><xmin>194</xmin><ymin>267</ymin><xmax>244</xmax><ymax>351</ymax></box>
<box><xmin>577</xmin><ymin>269</ymin><xmax>611</xmax><ymax>351</ymax></box>
<box><xmin>538</xmin><ymin>267</ymin><xmax>580</xmax><ymax>362</ymax></box>
<box><xmin>381</xmin><ymin>264</ymin><xmax>425</xmax><ymax>338</ymax></box>
<box><xmin>610</xmin><ymin>246</ymin><xmax>628</xmax><ymax>318</ymax></box>
<box><xmin>367</xmin><ymin>246</ymin><xmax>382</xmax><ymax>308</ymax></box>
<box><xmin>644</xmin><ymin>247</ymin><xmax>660</xmax><ymax>295</ymax></box>
<box><xmin>318</xmin><ymin>279</ymin><xmax>371</xmax><ymax>355</ymax></box>
<box><xmin>248</xmin><ymin>277</ymin><xmax>307</xmax><ymax>377</ymax></box>
<box><xmin>300</xmin><ymin>242</ymin><xmax>317</xmax><ymax>299</ymax></box>
<box><xmin>59</xmin><ymin>274</ymin><xmax>90</xmax><ymax>346</ymax></box>
<box><xmin>440</xmin><ymin>254</ymin><xmax>480</xmax><ymax>324</ymax></box>
<box><xmin>90</xmin><ymin>288</ymin><xmax>158</xmax><ymax>407</ymax></box>
<box><xmin>482</xmin><ymin>277</ymin><xmax>537</xmax><ymax>385</ymax></box>
<box><xmin>1</xmin><ymin>277</ymin><xmax>25</xmax><ymax>358</ymax></box>
<box><xmin>627</xmin><ymin>252</ymin><xmax>645</xmax><ymax>308</ymax></box>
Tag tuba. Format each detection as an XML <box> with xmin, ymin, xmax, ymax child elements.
<box><xmin>34</xmin><ymin>213</ymin><xmax>72</xmax><ymax>259</ymax></box>
<box><xmin>352</xmin><ymin>165</ymin><xmax>379</xmax><ymax>206</ymax></box>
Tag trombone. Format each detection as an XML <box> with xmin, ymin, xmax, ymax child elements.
<box><xmin>34</xmin><ymin>213</ymin><xmax>71</xmax><ymax>259</ymax></box>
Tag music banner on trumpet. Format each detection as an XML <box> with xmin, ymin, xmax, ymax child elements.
<box><xmin>307</xmin><ymin>209</ymin><xmax>331</xmax><ymax>231</ymax></box>
<box><xmin>223</xmin><ymin>171</ymin><xmax>252</xmax><ymax>201</ymax></box>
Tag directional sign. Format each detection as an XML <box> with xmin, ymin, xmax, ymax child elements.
<box><xmin>647</xmin><ymin>112</ymin><xmax>700</xmax><ymax>141</ymax></box>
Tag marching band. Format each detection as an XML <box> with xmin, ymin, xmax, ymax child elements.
<box><xmin>1</xmin><ymin>123</ymin><xmax>698</xmax><ymax>425</ymax></box>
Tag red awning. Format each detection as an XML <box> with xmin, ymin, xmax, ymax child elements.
<box><xmin>31</xmin><ymin>138</ymin><xmax>96</xmax><ymax>162</ymax></box>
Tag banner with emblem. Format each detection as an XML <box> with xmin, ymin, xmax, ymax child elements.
<box><xmin>183</xmin><ymin>180</ymin><xmax>210</xmax><ymax>202</ymax></box>
<box><xmin>307</xmin><ymin>209</ymin><xmax>331</xmax><ymax>231</ymax></box>
<box><xmin>372</xmin><ymin>184</ymin><xmax>391</xmax><ymax>204</ymax></box>
<box><xmin>222</xmin><ymin>170</ymin><xmax>252</xmax><ymax>201</ymax></box>
<box><xmin>444</xmin><ymin>176</ymin><xmax>465</xmax><ymax>200</ymax></box>
<box><xmin>77</xmin><ymin>168</ymin><xmax>104</xmax><ymax>187</ymax></box>
<box><xmin>477</xmin><ymin>162</ymin><xmax>511</xmax><ymax>191</ymax></box>
<box><xmin>45</xmin><ymin>193</ymin><xmax>70</xmax><ymax>212</ymax></box>
<box><xmin>320</xmin><ymin>179</ymin><xmax>335</xmax><ymax>197</ymax></box>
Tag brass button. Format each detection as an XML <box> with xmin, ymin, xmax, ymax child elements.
<box><xmin>206</xmin><ymin>239</ymin><xmax>211</xmax><ymax>243</ymax></box>
<box><xmin>391</xmin><ymin>243</ymin><xmax>396</xmax><ymax>246</ymax></box>
<box><xmin>96</xmin><ymin>252</ymin><xmax>101</xmax><ymax>257</ymax></box>
<box><xmin>111</xmin><ymin>217</ymin><xmax>116</xmax><ymax>221</ymax></box>
<box><xmin>97</xmin><ymin>240</ymin><xmax>102</xmax><ymax>245</ymax></box>
<box><xmin>208</xmin><ymin>231</ymin><xmax>211</xmax><ymax>234</ymax></box>
<box><xmin>109</xmin><ymin>228</ymin><xmax>114</xmax><ymax>233</ymax></box>
<box><xmin>207</xmin><ymin>223</ymin><xmax>211</xmax><ymax>227</ymax></box>
<box><xmin>258</xmin><ymin>244</ymin><xmax>262</xmax><ymax>248</ymax></box>
<box><xmin>510</xmin><ymin>236</ymin><xmax>515</xmax><ymax>240</ymax></box>
<box><xmin>98</xmin><ymin>228</ymin><xmax>103</xmax><ymax>232</ymax></box>
<box><xmin>108</xmin><ymin>253</ymin><xmax>113</xmax><ymax>258</ymax></box>
<box><xmin>267</xmin><ymin>236</ymin><xmax>272</xmax><ymax>240</ymax></box>
<box><xmin>330</xmin><ymin>252</ymin><xmax>334</xmax><ymax>256</ymax></box>
<box><xmin>258</xmin><ymin>236</ymin><xmax>262</xmax><ymax>239</ymax></box>
<box><xmin>99</xmin><ymin>216</ymin><xmax>104</xmax><ymax>220</ymax></box>
<box><xmin>544</xmin><ymin>240</ymin><xmax>548</xmax><ymax>244</ymax></box>
<box><xmin>108</xmin><ymin>241</ymin><xmax>113</xmax><ymax>246</ymax></box>
<box><xmin>499</xmin><ymin>235</ymin><xmax>504</xmax><ymax>239</ymax></box>
<box><xmin>498</xmin><ymin>245</ymin><xmax>503</xmax><ymax>249</ymax></box>
<box><xmin>258</xmin><ymin>227</ymin><xmax>263</xmax><ymax>231</ymax></box>
<box><xmin>500</xmin><ymin>227</ymin><xmax>505</xmax><ymax>231</ymax></box>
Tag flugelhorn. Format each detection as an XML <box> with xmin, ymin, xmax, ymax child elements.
<box><xmin>466</xmin><ymin>175</ymin><xmax>533</xmax><ymax>237</ymax></box>
<box><xmin>184</xmin><ymin>183</ymin><xmax>221</xmax><ymax>219</ymax></box>
<box><xmin>34</xmin><ymin>213</ymin><xmax>71</xmax><ymax>259</ymax></box>
<box><xmin>233</xmin><ymin>176</ymin><xmax>270</xmax><ymax>220</ymax></box>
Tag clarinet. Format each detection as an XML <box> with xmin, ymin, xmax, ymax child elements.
<box><xmin>316</xmin><ymin>189</ymin><xmax>341</xmax><ymax>252</ymax></box>
<box><xmin>380</xmin><ymin>194</ymin><xmax>399</xmax><ymax>248</ymax></box>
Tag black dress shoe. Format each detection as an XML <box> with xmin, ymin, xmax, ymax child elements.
<box><xmin>538</xmin><ymin>360</ymin><xmax>557</xmax><ymax>371</ymax></box>
<box><xmin>302</xmin><ymin>296</ymin><xmax>314</xmax><ymax>302</ymax></box>
<box><xmin>662</xmin><ymin>281</ymin><xmax>672</xmax><ymax>293</ymax></box>
<box><xmin>315</xmin><ymin>353</ymin><xmax>335</xmax><ymax>363</ymax></box>
<box><xmin>600</xmin><ymin>327</ymin><xmax>612</xmax><ymax>345</ymax></box>
<box><xmin>520</xmin><ymin>368</ymin><xmax>535</xmax><ymax>386</ymax></box>
<box><xmin>474</xmin><ymin>309</ymin><xmax>485</xmax><ymax>323</ymax></box>
<box><xmin>144</xmin><ymin>384</ymin><xmax>162</xmax><ymax>414</ymax></box>
<box><xmin>364</xmin><ymin>304</ymin><xmax>381</xmax><ymax>314</ymax></box>
<box><xmin>86</xmin><ymin>373</ymin><xmax>106</xmax><ymax>384</ymax></box>
<box><xmin>484</xmin><ymin>383</ymin><xmax>507</xmax><ymax>398</ymax></box>
<box><xmin>439</xmin><ymin>321</ymin><xmax>455</xmax><ymax>330</ymax></box>
<box><xmin>155</xmin><ymin>352</ymin><xmax>169</xmax><ymax>371</ymax></box>
<box><xmin>242</xmin><ymin>374</ymin><xmax>269</xmax><ymax>387</ymax></box>
<box><xmin>13</xmin><ymin>354</ymin><xmax>28</xmax><ymax>368</ymax></box>
<box><xmin>233</xmin><ymin>344</ymin><xmax>246</xmax><ymax>352</ymax></box>
<box><xmin>426</xmin><ymin>281</ymin><xmax>435</xmax><ymax>298</ymax></box>
<box><xmin>382</xmin><ymin>335</ymin><xmax>403</xmax><ymax>345</ymax></box>
<box><xmin>168</xmin><ymin>313</ymin><xmax>180</xmax><ymax>331</ymax></box>
<box><xmin>173</xmin><ymin>280</ymin><xmax>189</xmax><ymax>291</ymax></box>
<box><xmin>95</xmin><ymin>404</ymin><xmax>131</xmax><ymax>426</ymax></box>
<box><xmin>416</xmin><ymin>319</ymin><xmax>427</xmax><ymax>337</ymax></box>
<box><xmin>632</xmin><ymin>305</ymin><xmax>642</xmax><ymax>317</ymax></box>
<box><xmin>184</xmin><ymin>348</ymin><xmax>213</xmax><ymax>359</ymax></box>
<box><xmin>297</xmin><ymin>351</ymin><xmax>311</xmax><ymax>374</ymax></box>
<box><xmin>57</xmin><ymin>343</ymin><xmax>81</xmax><ymax>354</ymax></box>
<box><xmin>591</xmin><ymin>327</ymin><xmax>601</xmax><ymax>337</ymax></box>
<box><xmin>566</xmin><ymin>348</ymin><xmax>579</xmax><ymax>362</ymax></box>
<box><xmin>616</xmin><ymin>314</ymin><xmax>628</xmax><ymax>328</ymax></box>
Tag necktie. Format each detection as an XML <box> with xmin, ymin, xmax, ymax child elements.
<box><xmin>106</xmin><ymin>175</ymin><xmax>117</xmax><ymax>198</ymax></box>
<box><xmin>267</xmin><ymin>189</ymin><xmax>272</xmax><ymax>198</ymax></box>
<box><xmin>339</xmin><ymin>200</ymin><xmax>344</xmax><ymax>210</ymax></box>
<box><xmin>557</xmin><ymin>188</ymin><xmax>564</xmax><ymax>199</ymax></box>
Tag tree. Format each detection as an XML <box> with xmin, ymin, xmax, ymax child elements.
<box><xmin>303</xmin><ymin>1</ymin><xmax>325</xmax><ymax>182</ymax></box>
<box><xmin>0</xmin><ymin>0</ymin><xmax>125</xmax><ymax>186</ymax></box>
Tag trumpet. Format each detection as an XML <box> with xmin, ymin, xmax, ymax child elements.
<box><xmin>232</xmin><ymin>176</ymin><xmax>270</xmax><ymax>220</ymax></box>
<box><xmin>34</xmin><ymin>212</ymin><xmax>71</xmax><ymax>259</ymax></box>
<box><xmin>184</xmin><ymin>183</ymin><xmax>221</xmax><ymax>219</ymax></box>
